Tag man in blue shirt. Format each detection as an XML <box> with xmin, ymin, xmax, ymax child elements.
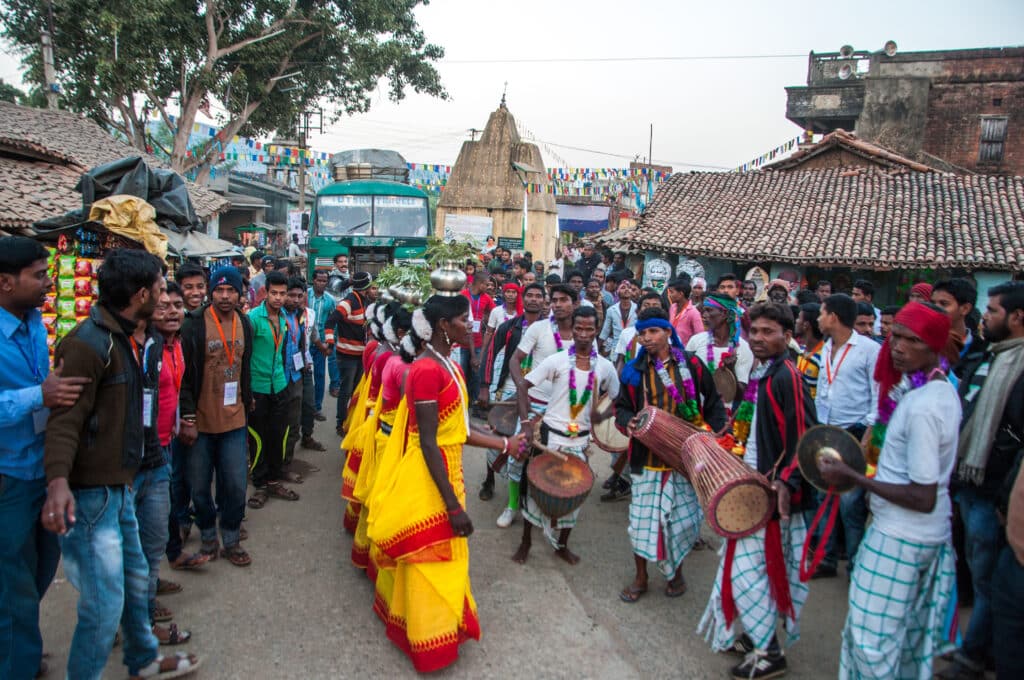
<box><xmin>306</xmin><ymin>269</ymin><xmax>336</xmax><ymax>418</ymax></box>
<box><xmin>0</xmin><ymin>237</ymin><xmax>88</xmax><ymax>679</ymax></box>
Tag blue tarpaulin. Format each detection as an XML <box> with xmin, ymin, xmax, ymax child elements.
<box><xmin>557</xmin><ymin>203</ymin><xmax>609</xmax><ymax>233</ymax></box>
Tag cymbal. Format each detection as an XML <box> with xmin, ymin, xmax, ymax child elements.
<box><xmin>713</xmin><ymin>368</ymin><xmax>738</xmax><ymax>404</ymax></box>
<box><xmin>796</xmin><ymin>425</ymin><xmax>866</xmax><ymax>494</ymax></box>
<box><xmin>487</xmin><ymin>403</ymin><xmax>519</xmax><ymax>437</ymax></box>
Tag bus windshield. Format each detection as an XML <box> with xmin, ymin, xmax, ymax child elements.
<box><xmin>315</xmin><ymin>195</ymin><xmax>372</xmax><ymax>236</ymax></box>
<box><xmin>314</xmin><ymin>194</ymin><xmax>429</xmax><ymax>238</ymax></box>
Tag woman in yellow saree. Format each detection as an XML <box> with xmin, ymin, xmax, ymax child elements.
<box><xmin>367</xmin><ymin>293</ymin><xmax>522</xmax><ymax>673</ymax></box>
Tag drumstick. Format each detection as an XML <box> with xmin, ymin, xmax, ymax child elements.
<box><xmin>530</xmin><ymin>437</ymin><xmax>570</xmax><ymax>461</ymax></box>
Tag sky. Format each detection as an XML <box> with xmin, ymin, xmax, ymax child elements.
<box><xmin>2</xmin><ymin>0</ymin><xmax>1022</xmax><ymax>171</ymax></box>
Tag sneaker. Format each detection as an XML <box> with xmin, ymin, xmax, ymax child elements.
<box><xmin>602</xmin><ymin>473</ymin><xmax>620</xmax><ymax>490</ymax></box>
<box><xmin>302</xmin><ymin>436</ymin><xmax>327</xmax><ymax>452</ymax></box>
<box><xmin>600</xmin><ymin>477</ymin><xmax>631</xmax><ymax>502</ymax></box>
<box><xmin>726</xmin><ymin>633</ymin><xmax>755</xmax><ymax>657</ymax></box>
<box><xmin>496</xmin><ymin>507</ymin><xmax>518</xmax><ymax>528</ymax></box>
<box><xmin>478</xmin><ymin>480</ymin><xmax>495</xmax><ymax>501</ymax></box>
<box><xmin>314</xmin><ymin>412</ymin><xmax>327</xmax><ymax>422</ymax></box>
<box><xmin>730</xmin><ymin>650</ymin><xmax>787</xmax><ymax>679</ymax></box>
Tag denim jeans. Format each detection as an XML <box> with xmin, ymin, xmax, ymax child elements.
<box><xmin>60</xmin><ymin>485</ymin><xmax>159</xmax><ymax>678</ymax></box>
<box><xmin>335</xmin><ymin>353</ymin><xmax>363</xmax><ymax>428</ymax></box>
<box><xmin>0</xmin><ymin>475</ymin><xmax>60</xmax><ymax>680</ymax></box>
<box><xmin>816</xmin><ymin>486</ymin><xmax>868</xmax><ymax>572</ymax></box>
<box><xmin>459</xmin><ymin>343</ymin><xmax>482</xmax><ymax>408</ymax></box>
<box><xmin>301</xmin><ymin>369</ymin><xmax>316</xmax><ymax>438</ymax></box>
<box><xmin>328</xmin><ymin>350</ymin><xmax>340</xmax><ymax>393</ymax></box>
<box><xmin>956</xmin><ymin>486</ymin><xmax>1004</xmax><ymax>661</ymax></box>
<box><xmin>186</xmin><ymin>427</ymin><xmax>248</xmax><ymax>547</ymax></box>
<box><xmin>133</xmin><ymin>463</ymin><xmax>170</xmax><ymax>619</ymax></box>
<box><xmin>311</xmin><ymin>345</ymin><xmax>327</xmax><ymax>412</ymax></box>
<box><xmin>992</xmin><ymin>545</ymin><xmax>1024</xmax><ymax>679</ymax></box>
<box><xmin>165</xmin><ymin>439</ymin><xmax>191</xmax><ymax>563</ymax></box>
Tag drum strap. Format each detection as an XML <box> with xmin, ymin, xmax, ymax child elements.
<box><xmin>799</xmin><ymin>490</ymin><xmax>841</xmax><ymax>582</ymax></box>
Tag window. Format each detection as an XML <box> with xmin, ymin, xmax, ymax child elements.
<box><xmin>979</xmin><ymin>116</ymin><xmax>1008</xmax><ymax>163</ymax></box>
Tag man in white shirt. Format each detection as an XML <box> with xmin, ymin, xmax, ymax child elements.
<box><xmin>512</xmin><ymin>306</ymin><xmax>619</xmax><ymax>565</ymax></box>
<box><xmin>599</xmin><ymin>279</ymin><xmax>637</xmax><ymax>356</ymax></box>
<box><xmin>612</xmin><ymin>292</ymin><xmax>664</xmax><ymax>370</ymax></box>
<box><xmin>819</xmin><ymin>302</ymin><xmax>960</xmax><ymax>680</ymax></box>
<box><xmin>813</xmin><ymin>293</ymin><xmax>880</xmax><ymax>578</ymax></box>
<box><xmin>685</xmin><ymin>293</ymin><xmax>754</xmax><ymax>395</ymax></box>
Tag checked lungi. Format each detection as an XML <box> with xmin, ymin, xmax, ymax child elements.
<box><xmin>485</xmin><ymin>386</ymin><xmax>546</xmax><ymax>483</ymax></box>
<box><xmin>698</xmin><ymin>515</ymin><xmax>809</xmax><ymax>652</ymax></box>
<box><xmin>839</xmin><ymin>525</ymin><xmax>958</xmax><ymax>680</ymax></box>
<box><xmin>628</xmin><ymin>467</ymin><xmax>702</xmax><ymax>578</ymax></box>
<box><xmin>522</xmin><ymin>444</ymin><xmax>589</xmax><ymax>533</ymax></box>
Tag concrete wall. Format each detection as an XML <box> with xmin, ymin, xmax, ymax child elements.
<box><xmin>436</xmin><ymin>206</ymin><xmax>558</xmax><ymax>264</ymax></box>
<box><xmin>856</xmin><ymin>77</ymin><xmax>932</xmax><ymax>157</ymax></box>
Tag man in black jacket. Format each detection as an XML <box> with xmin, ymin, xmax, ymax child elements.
<box><xmin>615</xmin><ymin>308</ymin><xmax>725</xmax><ymax>604</ymax></box>
<box><xmin>698</xmin><ymin>302</ymin><xmax>817</xmax><ymax>680</ymax></box>
<box><xmin>477</xmin><ymin>283</ymin><xmax>544</xmax><ymax>501</ymax></box>
<box><xmin>178</xmin><ymin>267</ymin><xmax>254</xmax><ymax>565</ymax></box>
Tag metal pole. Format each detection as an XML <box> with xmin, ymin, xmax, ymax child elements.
<box><xmin>41</xmin><ymin>31</ymin><xmax>58</xmax><ymax>110</ymax></box>
<box><xmin>297</xmin><ymin>112</ymin><xmax>307</xmax><ymax>212</ymax></box>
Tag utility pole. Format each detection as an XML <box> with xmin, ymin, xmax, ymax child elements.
<box><xmin>41</xmin><ymin>0</ymin><xmax>58</xmax><ymax>109</ymax></box>
<box><xmin>296</xmin><ymin>108</ymin><xmax>323</xmax><ymax>212</ymax></box>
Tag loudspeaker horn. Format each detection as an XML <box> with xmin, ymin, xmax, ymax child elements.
<box><xmin>839</xmin><ymin>44</ymin><xmax>855</xmax><ymax>57</ymax></box>
<box><xmin>884</xmin><ymin>40</ymin><xmax>898</xmax><ymax>57</ymax></box>
<box><xmin>838</xmin><ymin>64</ymin><xmax>853</xmax><ymax>80</ymax></box>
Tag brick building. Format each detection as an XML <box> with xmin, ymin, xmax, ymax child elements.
<box><xmin>786</xmin><ymin>45</ymin><xmax>1024</xmax><ymax>175</ymax></box>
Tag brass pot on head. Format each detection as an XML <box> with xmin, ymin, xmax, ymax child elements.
<box><xmin>392</xmin><ymin>285</ymin><xmax>422</xmax><ymax>306</ymax></box>
<box><xmin>430</xmin><ymin>260</ymin><xmax>467</xmax><ymax>297</ymax></box>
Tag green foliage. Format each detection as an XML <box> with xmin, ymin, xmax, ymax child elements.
<box><xmin>423</xmin><ymin>237</ymin><xmax>479</xmax><ymax>268</ymax></box>
<box><xmin>0</xmin><ymin>0</ymin><xmax>446</xmax><ymax>175</ymax></box>
<box><xmin>0</xmin><ymin>78</ymin><xmax>26</xmax><ymax>104</ymax></box>
<box><xmin>375</xmin><ymin>263</ymin><xmax>431</xmax><ymax>307</ymax></box>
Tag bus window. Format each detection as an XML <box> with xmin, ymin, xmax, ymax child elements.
<box><xmin>316</xmin><ymin>195</ymin><xmax>372</xmax><ymax>236</ymax></box>
<box><xmin>374</xmin><ymin>196</ymin><xmax>429</xmax><ymax>238</ymax></box>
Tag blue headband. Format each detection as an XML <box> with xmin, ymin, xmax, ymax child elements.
<box><xmin>622</xmin><ymin>317</ymin><xmax>684</xmax><ymax>386</ymax></box>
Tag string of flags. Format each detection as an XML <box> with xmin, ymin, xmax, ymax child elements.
<box><xmin>734</xmin><ymin>135</ymin><xmax>803</xmax><ymax>172</ymax></box>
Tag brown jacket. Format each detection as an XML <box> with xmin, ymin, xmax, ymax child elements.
<box><xmin>44</xmin><ymin>305</ymin><xmax>146</xmax><ymax>487</ymax></box>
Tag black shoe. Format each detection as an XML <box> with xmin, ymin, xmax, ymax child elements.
<box><xmin>479</xmin><ymin>481</ymin><xmax>495</xmax><ymax>501</ymax></box>
<box><xmin>602</xmin><ymin>473</ymin><xmax>619</xmax><ymax>490</ymax></box>
<box><xmin>314</xmin><ymin>412</ymin><xmax>327</xmax><ymax>422</ymax></box>
<box><xmin>730</xmin><ymin>651</ymin><xmax>787</xmax><ymax>679</ymax></box>
<box><xmin>810</xmin><ymin>564</ymin><xmax>837</xmax><ymax>579</ymax></box>
<box><xmin>600</xmin><ymin>478</ymin><xmax>631</xmax><ymax>502</ymax></box>
<box><xmin>726</xmin><ymin>633</ymin><xmax>755</xmax><ymax>657</ymax></box>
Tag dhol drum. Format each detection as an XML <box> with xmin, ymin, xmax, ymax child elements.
<box><xmin>591</xmin><ymin>395</ymin><xmax>629</xmax><ymax>453</ymax></box>
<box><xmin>487</xmin><ymin>403</ymin><xmax>519</xmax><ymax>437</ymax></box>
<box><xmin>526</xmin><ymin>447</ymin><xmax>594</xmax><ymax>519</ymax></box>
<box><xmin>633</xmin><ymin>406</ymin><xmax>773</xmax><ymax>539</ymax></box>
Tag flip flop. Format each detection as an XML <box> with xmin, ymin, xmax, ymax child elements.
<box><xmin>619</xmin><ymin>585</ymin><xmax>647</xmax><ymax>603</ymax></box>
<box><xmin>156</xmin><ymin>579</ymin><xmax>183</xmax><ymax>595</ymax></box>
<box><xmin>665</xmin><ymin>580</ymin><xmax>687</xmax><ymax>598</ymax></box>
<box><xmin>153</xmin><ymin>623</ymin><xmax>191</xmax><ymax>646</ymax></box>
<box><xmin>266</xmin><ymin>482</ymin><xmax>300</xmax><ymax>501</ymax></box>
<box><xmin>170</xmin><ymin>553</ymin><xmax>209</xmax><ymax>571</ymax></box>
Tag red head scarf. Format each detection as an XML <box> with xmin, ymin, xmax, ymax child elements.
<box><xmin>874</xmin><ymin>301</ymin><xmax>952</xmax><ymax>400</ymax></box>
<box><xmin>502</xmin><ymin>282</ymin><xmax>524</xmax><ymax>316</ymax></box>
<box><xmin>910</xmin><ymin>282</ymin><xmax>933</xmax><ymax>301</ymax></box>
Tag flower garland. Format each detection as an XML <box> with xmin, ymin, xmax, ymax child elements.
<box><xmin>518</xmin><ymin>316</ymin><xmax>535</xmax><ymax>372</ymax></box>
<box><xmin>549</xmin><ymin>313</ymin><xmax>566</xmax><ymax>353</ymax></box>
<box><xmin>567</xmin><ymin>345</ymin><xmax>598</xmax><ymax>428</ymax></box>
<box><xmin>653</xmin><ymin>347</ymin><xmax>703</xmax><ymax>426</ymax></box>
<box><xmin>867</xmin><ymin>361</ymin><xmax>947</xmax><ymax>465</ymax></box>
<box><xmin>704</xmin><ymin>330</ymin><xmax>736</xmax><ymax>374</ymax></box>
<box><xmin>731</xmin><ymin>360</ymin><xmax>772</xmax><ymax>455</ymax></box>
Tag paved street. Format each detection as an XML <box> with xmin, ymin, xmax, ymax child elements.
<box><xmin>41</xmin><ymin>406</ymin><xmax>873</xmax><ymax>679</ymax></box>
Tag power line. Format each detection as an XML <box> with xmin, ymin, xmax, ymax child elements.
<box><xmin>443</xmin><ymin>53</ymin><xmax>806</xmax><ymax>65</ymax></box>
<box><xmin>529</xmin><ymin>138</ymin><xmax>730</xmax><ymax>170</ymax></box>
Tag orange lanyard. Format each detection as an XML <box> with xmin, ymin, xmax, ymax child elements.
<box><xmin>129</xmin><ymin>336</ymin><xmax>142</xmax><ymax>367</ymax></box>
<box><xmin>208</xmin><ymin>308</ymin><xmax>238</xmax><ymax>367</ymax></box>
<box><xmin>671</xmin><ymin>301</ymin><xmax>687</xmax><ymax>326</ymax></box>
<box><xmin>825</xmin><ymin>343</ymin><xmax>852</xmax><ymax>385</ymax></box>
<box><xmin>267</xmin><ymin>314</ymin><xmax>283</xmax><ymax>353</ymax></box>
<box><xmin>164</xmin><ymin>341</ymin><xmax>184</xmax><ymax>393</ymax></box>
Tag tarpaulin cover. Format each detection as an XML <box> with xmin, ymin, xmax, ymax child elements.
<box><xmin>88</xmin><ymin>195</ymin><xmax>168</xmax><ymax>259</ymax></box>
<box><xmin>76</xmin><ymin>156</ymin><xmax>200</xmax><ymax>231</ymax></box>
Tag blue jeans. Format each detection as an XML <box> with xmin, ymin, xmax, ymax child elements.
<box><xmin>60</xmin><ymin>485</ymin><xmax>158</xmax><ymax>678</ymax></box>
<box><xmin>956</xmin><ymin>487</ymin><xmax>1004</xmax><ymax>661</ymax></box>
<box><xmin>133</xmin><ymin>463</ymin><xmax>170</xmax><ymax>619</ymax></box>
<box><xmin>992</xmin><ymin>545</ymin><xmax>1024</xmax><ymax>679</ymax></box>
<box><xmin>165</xmin><ymin>440</ymin><xmax>191</xmax><ymax>563</ymax></box>
<box><xmin>328</xmin><ymin>350</ymin><xmax>340</xmax><ymax>393</ymax></box>
<box><xmin>335</xmin><ymin>353</ymin><xmax>363</xmax><ymax>428</ymax></box>
<box><xmin>311</xmin><ymin>345</ymin><xmax>328</xmax><ymax>412</ymax></box>
<box><xmin>816</xmin><ymin>486</ymin><xmax>868</xmax><ymax>572</ymax></box>
<box><xmin>186</xmin><ymin>427</ymin><xmax>248</xmax><ymax>547</ymax></box>
<box><xmin>0</xmin><ymin>475</ymin><xmax>60</xmax><ymax>680</ymax></box>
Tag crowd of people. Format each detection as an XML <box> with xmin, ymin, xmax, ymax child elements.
<box><xmin>1</xmin><ymin>234</ymin><xmax>1022</xmax><ymax>679</ymax></box>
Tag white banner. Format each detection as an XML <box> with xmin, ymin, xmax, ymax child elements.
<box><xmin>443</xmin><ymin>213</ymin><xmax>493</xmax><ymax>248</ymax></box>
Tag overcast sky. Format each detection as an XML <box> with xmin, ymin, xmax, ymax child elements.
<box><xmin>2</xmin><ymin>0</ymin><xmax>1022</xmax><ymax>170</ymax></box>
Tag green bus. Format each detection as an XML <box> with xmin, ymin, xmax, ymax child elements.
<box><xmin>306</xmin><ymin>179</ymin><xmax>432</xmax><ymax>279</ymax></box>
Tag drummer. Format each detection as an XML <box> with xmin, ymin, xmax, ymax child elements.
<box><xmin>513</xmin><ymin>306</ymin><xmax>619</xmax><ymax>565</ymax></box>
<box><xmin>616</xmin><ymin>308</ymin><xmax>726</xmax><ymax>602</ymax></box>
<box><xmin>698</xmin><ymin>302</ymin><xmax>817</xmax><ymax>680</ymax></box>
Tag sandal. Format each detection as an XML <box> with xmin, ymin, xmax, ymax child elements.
<box><xmin>665</xmin><ymin>576</ymin><xmax>688</xmax><ymax>598</ymax></box>
<box><xmin>152</xmin><ymin>602</ymin><xmax>173</xmax><ymax>623</ymax></box>
<box><xmin>198</xmin><ymin>540</ymin><xmax>219</xmax><ymax>561</ymax></box>
<box><xmin>133</xmin><ymin>652</ymin><xmax>201</xmax><ymax>679</ymax></box>
<box><xmin>170</xmin><ymin>553</ymin><xmax>210</xmax><ymax>571</ymax></box>
<box><xmin>266</xmin><ymin>482</ymin><xmax>300</xmax><ymax>501</ymax></box>
<box><xmin>619</xmin><ymin>584</ymin><xmax>647</xmax><ymax>603</ymax></box>
<box><xmin>239</xmin><ymin>527</ymin><xmax>249</xmax><ymax>541</ymax></box>
<box><xmin>247</xmin><ymin>489</ymin><xmax>268</xmax><ymax>509</ymax></box>
<box><xmin>153</xmin><ymin>623</ymin><xmax>191</xmax><ymax>646</ymax></box>
<box><xmin>220</xmin><ymin>544</ymin><xmax>252</xmax><ymax>567</ymax></box>
<box><xmin>156</xmin><ymin>579</ymin><xmax>183</xmax><ymax>595</ymax></box>
<box><xmin>280</xmin><ymin>471</ymin><xmax>303</xmax><ymax>484</ymax></box>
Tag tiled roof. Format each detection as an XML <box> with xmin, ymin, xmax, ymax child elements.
<box><xmin>764</xmin><ymin>129</ymin><xmax>938</xmax><ymax>173</ymax></box>
<box><xmin>0</xmin><ymin>102</ymin><xmax>229</xmax><ymax>226</ymax></box>
<box><xmin>627</xmin><ymin>168</ymin><xmax>1024</xmax><ymax>271</ymax></box>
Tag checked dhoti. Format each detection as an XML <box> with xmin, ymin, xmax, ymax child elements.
<box><xmin>627</xmin><ymin>467</ymin><xmax>702</xmax><ymax>578</ymax></box>
<box><xmin>699</xmin><ymin>514</ymin><xmax>809</xmax><ymax>652</ymax></box>
<box><xmin>838</xmin><ymin>526</ymin><xmax>958</xmax><ymax>680</ymax></box>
